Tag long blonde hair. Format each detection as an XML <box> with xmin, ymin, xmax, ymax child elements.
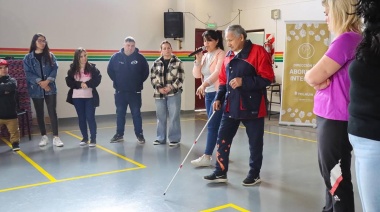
<box><xmin>322</xmin><ymin>0</ymin><xmax>362</xmax><ymax>35</ymax></box>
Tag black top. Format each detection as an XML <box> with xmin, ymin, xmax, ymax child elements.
<box><xmin>348</xmin><ymin>59</ymin><xmax>380</xmax><ymax>141</ymax></box>
<box><xmin>161</xmin><ymin>58</ymin><xmax>170</xmax><ymax>85</ymax></box>
<box><xmin>34</xmin><ymin>52</ymin><xmax>44</xmax><ymax>80</ymax></box>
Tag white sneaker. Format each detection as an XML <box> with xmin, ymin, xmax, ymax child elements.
<box><xmin>39</xmin><ymin>135</ymin><xmax>49</xmax><ymax>147</ymax></box>
<box><xmin>53</xmin><ymin>137</ymin><xmax>64</xmax><ymax>147</ymax></box>
<box><xmin>191</xmin><ymin>155</ymin><xmax>212</xmax><ymax>167</ymax></box>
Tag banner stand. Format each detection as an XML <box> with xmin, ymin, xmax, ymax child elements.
<box><xmin>279</xmin><ymin>21</ymin><xmax>330</xmax><ymax>127</ymax></box>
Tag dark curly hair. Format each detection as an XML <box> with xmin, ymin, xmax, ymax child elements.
<box><xmin>355</xmin><ymin>0</ymin><xmax>380</xmax><ymax>65</ymax></box>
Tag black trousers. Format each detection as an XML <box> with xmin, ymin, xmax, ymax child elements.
<box><xmin>316</xmin><ymin>116</ymin><xmax>354</xmax><ymax>212</ymax></box>
<box><xmin>32</xmin><ymin>94</ymin><xmax>59</xmax><ymax>136</ymax></box>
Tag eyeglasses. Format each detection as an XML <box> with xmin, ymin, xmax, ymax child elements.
<box><xmin>37</xmin><ymin>39</ymin><xmax>47</xmax><ymax>44</ymax></box>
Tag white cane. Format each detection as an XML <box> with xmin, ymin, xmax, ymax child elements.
<box><xmin>163</xmin><ymin>111</ymin><xmax>217</xmax><ymax>195</ymax></box>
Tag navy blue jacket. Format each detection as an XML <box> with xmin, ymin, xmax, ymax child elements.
<box><xmin>107</xmin><ymin>48</ymin><xmax>149</xmax><ymax>92</ymax></box>
<box><xmin>217</xmin><ymin>40</ymin><xmax>274</xmax><ymax>119</ymax></box>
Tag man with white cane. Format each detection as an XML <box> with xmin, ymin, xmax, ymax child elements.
<box><xmin>203</xmin><ymin>25</ymin><xmax>274</xmax><ymax>186</ymax></box>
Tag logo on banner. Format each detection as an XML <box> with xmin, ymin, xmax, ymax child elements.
<box><xmin>298</xmin><ymin>43</ymin><xmax>315</xmax><ymax>59</ymax></box>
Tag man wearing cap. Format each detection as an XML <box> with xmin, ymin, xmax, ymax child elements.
<box><xmin>0</xmin><ymin>59</ymin><xmax>21</xmax><ymax>151</ymax></box>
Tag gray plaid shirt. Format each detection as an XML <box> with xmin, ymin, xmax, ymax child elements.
<box><xmin>150</xmin><ymin>55</ymin><xmax>185</xmax><ymax>99</ymax></box>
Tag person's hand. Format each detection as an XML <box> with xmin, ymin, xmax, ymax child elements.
<box><xmin>81</xmin><ymin>82</ymin><xmax>88</xmax><ymax>89</ymax></box>
<box><xmin>38</xmin><ymin>80</ymin><xmax>50</xmax><ymax>89</ymax></box>
<box><xmin>229</xmin><ymin>77</ymin><xmax>242</xmax><ymax>89</ymax></box>
<box><xmin>314</xmin><ymin>79</ymin><xmax>330</xmax><ymax>90</ymax></box>
<box><xmin>196</xmin><ymin>85</ymin><xmax>205</xmax><ymax>99</ymax></box>
<box><xmin>44</xmin><ymin>85</ymin><xmax>51</xmax><ymax>92</ymax></box>
<box><xmin>213</xmin><ymin>100</ymin><xmax>221</xmax><ymax>111</ymax></box>
<box><xmin>163</xmin><ymin>86</ymin><xmax>172</xmax><ymax>93</ymax></box>
<box><xmin>195</xmin><ymin>47</ymin><xmax>204</xmax><ymax>60</ymax></box>
<box><xmin>158</xmin><ymin>88</ymin><xmax>167</xmax><ymax>94</ymax></box>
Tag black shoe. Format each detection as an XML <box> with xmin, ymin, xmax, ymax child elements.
<box><xmin>242</xmin><ymin>176</ymin><xmax>261</xmax><ymax>186</ymax></box>
<box><xmin>137</xmin><ymin>135</ymin><xmax>145</xmax><ymax>144</ymax></box>
<box><xmin>153</xmin><ymin>140</ymin><xmax>166</xmax><ymax>145</ymax></box>
<box><xmin>12</xmin><ymin>142</ymin><xmax>20</xmax><ymax>152</ymax></box>
<box><xmin>169</xmin><ymin>141</ymin><xmax>180</xmax><ymax>147</ymax></box>
<box><xmin>203</xmin><ymin>173</ymin><xmax>228</xmax><ymax>183</ymax></box>
<box><xmin>110</xmin><ymin>134</ymin><xmax>124</xmax><ymax>143</ymax></box>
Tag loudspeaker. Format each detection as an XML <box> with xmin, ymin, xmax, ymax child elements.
<box><xmin>164</xmin><ymin>12</ymin><xmax>184</xmax><ymax>38</ymax></box>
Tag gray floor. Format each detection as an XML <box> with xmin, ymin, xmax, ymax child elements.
<box><xmin>0</xmin><ymin>112</ymin><xmax>362</xmax><ymax>212</ymax></box>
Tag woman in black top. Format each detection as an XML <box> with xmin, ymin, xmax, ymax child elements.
<box><xmin>348</xmin><ymin>1</ymin><xmax>380</xmax><ymax>211</ymax></box>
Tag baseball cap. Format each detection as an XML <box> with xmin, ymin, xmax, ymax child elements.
<box><xmin>0</xmin><ymin>59</ymin><xmax>8</xmax><ymax>66</ymax></box>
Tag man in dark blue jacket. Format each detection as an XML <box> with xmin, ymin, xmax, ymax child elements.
<box><xmin>204</xmin><ymin>25</ymin><xmax>274</xmax><ymax>186</ymax></box>
<box><xmin>0</xmin><ymin>59</ymin><xmax>20</xmax><ymax>151</ymax></box>
<box><xmin>107</xmin><ymin>36</ymin><xmax>149</xmax><ymax>144</ymax></box>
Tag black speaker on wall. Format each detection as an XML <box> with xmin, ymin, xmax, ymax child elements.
<box><xmin>164</xmin><ymin>12</ymin><xmax>184</xmax><ymax>38</ymax></box>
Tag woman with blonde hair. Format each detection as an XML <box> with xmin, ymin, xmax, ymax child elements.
<box><xmin>305</xmin><ymin>0</ymin><xmax>362</xmax><ymax>211</ymax></box>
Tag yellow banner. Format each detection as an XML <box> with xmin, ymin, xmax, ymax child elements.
<box><xmin>280</xmin><ymin>22</ymin><xmax>330</xmax><ymax>126</ymax></box>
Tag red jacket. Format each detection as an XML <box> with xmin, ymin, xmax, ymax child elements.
<box><xmin>216</xmin><ymin>40</ymin><xmax>274</xmax><ymax>119</ymax></box>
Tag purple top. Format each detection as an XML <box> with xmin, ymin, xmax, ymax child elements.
<box><xmin>313</xmin><ymin>32</ymin><xmax>362</xmax><ymax>121</ymax></box>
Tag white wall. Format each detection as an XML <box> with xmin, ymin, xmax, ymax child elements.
<box><xmin>0</xmin><ymin>0</ymin><xmax>232</xmax><ymax>118</ymax></box>
<box><xmin>232</xmin><ymin>0</ymin><xmax>325</xmax><ymax>83</ymax></box>
<box><xmin>0</xmin><ymin>0</ymin><xmax>322</xmax><ymax>118</ymax></box>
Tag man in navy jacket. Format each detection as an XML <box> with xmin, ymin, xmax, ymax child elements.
<box><xmin>204</xmin><ymin>25</ymin><xmax>274</xmax><ymax>186</ymax></box>
<box><xmin>107</xmin><ymin>36</ymin><xmax>149</xmax><ymax>144</ymax></box>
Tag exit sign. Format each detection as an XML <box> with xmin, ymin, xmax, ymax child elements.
<box><xmin>206</xmin><ymin>23</ymin><xmax>217</xmax><ymax>29</ymax></box>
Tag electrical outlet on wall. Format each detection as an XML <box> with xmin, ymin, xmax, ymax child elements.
<box><xmin>271</xmin><ymin>9</ymin><xmax>280</xmax><ymax>20</ymax></box>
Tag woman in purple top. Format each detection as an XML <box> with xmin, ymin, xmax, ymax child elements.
<box><xmin>305</xmin><ymin>0</ymin><xmax>362</xmax><ymax>211</ymax></box>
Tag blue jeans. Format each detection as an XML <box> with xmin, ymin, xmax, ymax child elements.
<box><xmin>155</xmin><ymin>91</ymin><xmax>181</xmax><ymax>142</ymax></box>
<box><xmin>214</xmin><ymin>116</ymin><xmax>264</xmax><ymax>178</ymax></box>
<box><xmin>349</xmin><ymin>134</ymin><xmax>380</xmax><ymax>212</ymax></box>
<box><xmin>204</xmin><ymin>92</ymin><xmax>223</xmax><ymax>155</ymax></box>
<box><xmin>115</xmin><ymin>91</ymin><xmax>143</xmax><ymax>137</ymax></box>
<box><xmin>73</xmin><ymin>98</ymin><xmax>97</xmax><ymax>141</ymax></box>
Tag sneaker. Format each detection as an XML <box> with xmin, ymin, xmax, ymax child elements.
<box><xmin>89</xmin><ymin>143</ymin><xmax>96</xmax><ymax>147</ymax></box>
<box><xmin>169</xmin><ymin>141</ymin><xmax>180</xmax><ymax>147</ymax></box>
<box><xmin>153</xmin><ymin>140</ymin><xmax>166</xmax><ymax>145</ymax></box>
<box><xmin>12</xmin><ymin>142</ymin><xmax>20</xmax><ymax>152</ymax></box>
<box><xmin>137</xmin><ymin>135</ymin><xmax>145</xmax><ymax>144</ymax></box>
<box><xmin>79</xmin><ymin>138</ymin><xmax>88</xmax><ymax>146</ymax></box>
<box><xmin>242</xmin><ymin>176</ymin><xmax>261</xmax><ymax>186</ymax></box>
<box><xmin>53</xmin><ymin>137</ymin><xmax>64</xmax><ymax>147</ymax></box>
<box><xmin>203</xmin><ymin>173</ymin><xmax>228</xmax><ymax>183</ymax></box>
<box><xmin>110</xmin><ymin>134</ymin><xmax>124</xmax><ymax>143</ymax></box>
<box><xmin>39</xmin><ymin>135</ymin><xmax>49</xmax><ymax>147</ymax></box>
<box><xmin>191</xmin><ymin>155</ymin><xmax>212</xmax><ymax>167</ymax></box>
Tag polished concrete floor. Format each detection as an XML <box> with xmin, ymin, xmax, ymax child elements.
<box><xmin>0</xmin><ymin>112</ymin><xmax>362</xmax><ymax>212</ymax></box>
